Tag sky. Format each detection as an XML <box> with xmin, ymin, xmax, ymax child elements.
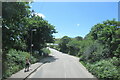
<box><xmin>30</xmin><ymin>2</ymin><xmax>118</xmax><ymax>38</ymax></box>
<box><xmin>33</xmin><ymin>0</ymin><xmax>120</xmax><ymax>2</ymax></box>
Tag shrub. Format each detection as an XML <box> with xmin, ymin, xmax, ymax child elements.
<box><xmin>41</xmin><ymin>48</ymin><xmax>51</xmax><ymax>56</ymax></box>
<box><xmin>85</xmin><ymin>60</ymin><xmax>120</xmax><ymax>80</ymax></box>
<box><xmin>49</xmin><ymin>45</ymin><xmax>54</xmax><ymax>48</ymax></box>
<box><xmin>109</xmin><ymin>57</ymin><xmax>120</xmax><ymax>66</ymax></box>
<box><xmin>3</xmin><ymin>49</ymin><xmax>37</xmax><ymax>78</ymax></box>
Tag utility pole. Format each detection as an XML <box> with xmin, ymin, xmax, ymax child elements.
<box><xmin>30</xmin><ymin>29</ymin><xmax>36</xmax><ymax>58</ymax></box>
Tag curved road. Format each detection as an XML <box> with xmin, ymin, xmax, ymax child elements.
<box><xmin>28</xmin><ymin>48</ymin><xmax>96</xmax><ymax>79</ymax></box>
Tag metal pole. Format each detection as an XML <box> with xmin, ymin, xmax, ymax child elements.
<box><xmin>30</xmin><ymin>30</ymin><xmax>32</xmax><ymax>58</ymax></box>
<box><xmin>30</xmin><ymin>29</ymin><xmax>36</xmax><ymax>57</ymax></box>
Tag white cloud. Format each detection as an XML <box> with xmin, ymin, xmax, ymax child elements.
<box><xmin>34</xmin><ymin>13</ymin><xmax>46</xmax><ymax>18</ymax></box>
<box><xmin>77</xmin><ymin>24</ymin><xmax>80</xmax><ymax>26</ymax></box>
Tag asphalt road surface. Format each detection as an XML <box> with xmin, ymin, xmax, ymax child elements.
<box><xmin>28</xmin><ymin>48</ymin><xmax>96</xmax><ymax>78</ymax></box>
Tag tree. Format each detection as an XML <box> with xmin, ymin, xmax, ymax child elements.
<box><xmin>67</xmin><ymin>40</ymin><xmax>81</xmax><ymax>56</ymax></box>
<box><xmin>2</xmin><ymin>2</ymin><xmax>57</xmax><ymax>52</ymax></box>
<box><xmin>2</xmin><ymin>2</ymin><xmax>31</xmax><ymax>50</ymax></box>
<box><xmin>75</xmin><ymin>36</ymin><xmax>83</xmax><ymax>41</ymax></box>
<box><xmin>25</xmin><ymin>16</ymin><xmax>56</xmax><ymax>52</ymax></box>
<box><xmin>2</xmin><ymin>2</ymin><xmax>57</xmax><ymax>79</ymax></box>
<box><xmin>59</xmin><ymin>36</ymin><xmax>71</xmax><ymax>53</ymax></box>
<box><xmin>90</xmin><ymin>19</ymin><xmax>120</xmax><ymax>58</ymax></box>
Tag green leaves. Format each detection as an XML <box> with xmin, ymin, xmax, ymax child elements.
<box><xmin>2</xmin><ymin>2</ymin><xmax>31</xmax><ymax>50</ymax></box>
<box><xmin>3</xmin><ymin>2</ymin><xmax>56</xmax><ymax>52</ymax></box>
<box><xmin>2</xmin><ymin>2</ymin><xmax>56</xmax><ymax>79</ymax></box>
<box><xmin>58</xmin><ymin>36</ymin><xmax>71</xmax><ymax>53</ymax></box>
<box><xmin>41</xmin><ymin>48</ymin><xmax>51</xmax><ymax>56</ymax></box>
<box><xmin>80</xmin><ymin>19</ymin><xmax>120</xmax><ymax>79</ymax></box>
<box><xmin>85</xmin><ymin>59</ymin><xmax>120</xmax><ymax>79</ymax></box>
<box><xmin>54</xmin><ymin>19</ymin><xmax>120</xmax><ymax>79</ymax></box>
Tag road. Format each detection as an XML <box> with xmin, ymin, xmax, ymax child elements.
<box><xmin>28</xmin><ymin>48</ymin><xmax>96</xmax><ymax>79</ymax></box>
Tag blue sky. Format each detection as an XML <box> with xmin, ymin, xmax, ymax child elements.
<box><xmin>30</xmin><ymin>2</ymin><xmax>118</xmax><ymax>38</ymax></box>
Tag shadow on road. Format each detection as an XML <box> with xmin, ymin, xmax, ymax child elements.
<box><xmin>39</xmin><ymin>55</ymin><xmax>58</xmax><ymax>64</ymax></box>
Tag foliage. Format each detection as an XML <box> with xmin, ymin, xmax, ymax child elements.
<box><xmin>49</xmin><ymin>45</ymin><xmax>54</xmax><ymax>48</ymax></box>
<box><xmin>67</xmin><ymin>40</ymin><xmax>81</xmax><ymax>56</ymax></box>
<box><xmin>2</xmin><ymin>2</ymin><xmax>56</xmax><ymax>79</ymax></box>
<box><xmin>58</xmin><ymin>36</ymin><xmax>71</xmax><ymax>53</ymax></box>
<box><xmin>75</xmin><ymin>36</ymin><xmax>83</xmax><ymax>41</ymax></box>
<box><xmin>54</xmin><ymin>38</ymin><xmax>61</xmax><ymax>44</ymax></box>
<box><xmin>25</xmin><ymin>16</ymin><xmax>56</xmax><ymax>52</ymax></box>
<box><xmin>80</xmin><ymin>19</ymin><xmax>120</xmax><ymax>79</ymax></box>
<box><xmin>3</xmin><ymin>49</ymin><xmax>37</xmax><ymax>78</ymax></box>
<box><xmin>41</xmin><ymin>48</ymin><xmax>51</xmax><ymax>54</ymax></box>
<box><xmin>2</xmin><ymin>2</ymin><xmax>30</xmax><ymax>50</ymax></box>
<box><xmin>85</xmin><ymin>59</ymin><xmax>120</xmax><ymax>80</ymax></box>
<box><xmin>2</xmin><ymin>2</ymin><xmax>56</xmax><ymax>52</ymax></box>
<box><xmin>41</xmin><ymin>48</ymin><xmax>51</xmax><ymax>57</ymax></box>
<box><xmin>90</xmin><ymin>19</ymin><xmax>120</xmax><ymax>58</ymax></box>
<box><xmin>54</xmin><ymin>19</ymin><xmax>120</xmax><ymax>79</ymax></box>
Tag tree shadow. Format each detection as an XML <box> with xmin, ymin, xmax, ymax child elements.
<box><xmin>39</xmin><ymin>55</ymin><xmax>59</xmax><ymax>64</ymax></box>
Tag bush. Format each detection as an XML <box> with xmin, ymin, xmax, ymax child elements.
<box><xmin>3</xmin><ymin>49</ymin><xmax>37</xmax><ymax>78</ymax></box>
<box><xmin>41</xmin><ymin>48</ymin><xmax>51</xmax><ymax>56</ymax></box>
<box><xmin>109</xmin><ymin>57</ymin><xmax>120</xmax><ymax>66</ymax></box>
<box><xmin>67</xmin><ymin>40</ymin><xmax>81</xmax><ymax>56</ymax></box>
<box><xmin>49</xmin><ymin>45</ymin><xmax>54</xmax><ymax>48</ymax></box>
<box><xmin>85</xmin><ymin>60</ymin><xmax>120</xmax><ymax>80</ymax></box>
